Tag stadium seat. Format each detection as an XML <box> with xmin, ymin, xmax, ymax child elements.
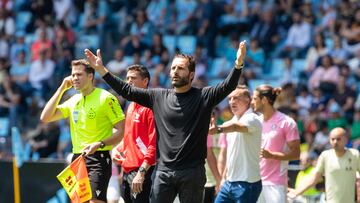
<box><xmin>74</xmin><ymin>35</ymin><xmax>99</xmax><ymax>58</ymax></box>
<box><xmin>292</xmin><ymin>59</ymin><xmax>306</xmax><ymax>76</ymax></box>
<box><xmin>15</xmin><ymin>11</ymin><xmax>32</xmax><ymax>31</ymax></box>
<box><xmin>268</xmin><ymin>58</ymin><xmax>285</xmax><ymax>79</ymax></box>
<box><xmin>215</xmin><ymin>36</ymin><xmax>230</xmax><ymax>57</ymax></box>
<box><xmin>177</xmin><ymin>35</ymin><xmax>196</xmax><ymax>54</ymax></box>
<box><xmin>208</xmin><ymin>78</ymin><xmax>223</xmax><ymax>86</ymax></box>
<box><xmin>0</xmin><ymin>117</ymin><xmax>9</xmax><ymax>137</ymax></box>
<box><xmin>208</xmin><ymin>57</ymin><xmax>231</xmax><ymax>78</ymax></box>
<box><xmin>248</xmin><ymin>79</ymin><xmax>280</xmax><ymax>91</ymax></box>
<box><xmin>163</xmin><ymin>35</ymin><xmax>176</xmax><ymax>54</ymax></box>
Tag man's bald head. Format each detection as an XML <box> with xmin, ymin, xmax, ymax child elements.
<box><xmin>329</xmin><ymin>127</ymin><xmax>347</xmax><ymax>152</ymax></box>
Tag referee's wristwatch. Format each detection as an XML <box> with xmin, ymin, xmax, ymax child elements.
<box><xmin>217</xmin><ymin>127</ymin><xmax>223</xmax><ymax>134</ymax></box>
<box><xmin>99</xmin><ymin>141</ymin><xmax>106</xmax><ymax>149</ymax></box>
<box><xmin>138</xmin><ymin>166</ymin><xmax>147</xmax><ymax>174</ymax></box>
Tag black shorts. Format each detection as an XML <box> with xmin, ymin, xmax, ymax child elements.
<box><xmin>72</xmin><ymin>151</ymin><xmax>111</xmax><ymax>202</ymax></box>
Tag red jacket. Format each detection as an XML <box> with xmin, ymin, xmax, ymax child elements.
<box><xmin>114</xmin><ymin>102</ymin><xmax>156</xmax><ymax>173</ymax></box>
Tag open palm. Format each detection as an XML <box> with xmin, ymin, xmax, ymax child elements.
<box><xmin>84</xmin><ymin>49</ymin><xmax>104</xmax><ymax>70</ymax></box>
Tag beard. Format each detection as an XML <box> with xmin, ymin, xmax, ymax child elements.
<box><xmin>172</xmin><ymin>76</ymin><xmax>190</xmax><ymax>88</ymax></box>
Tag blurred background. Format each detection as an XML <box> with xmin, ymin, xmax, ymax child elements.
<box><xmin>0</xmin><ymin>0</ymin><xmax>360</xmax><ymax>202</ymax></box>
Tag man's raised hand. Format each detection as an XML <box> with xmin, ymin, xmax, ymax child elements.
<box><xmin>84</xmin><ymin>49</ymin><xmax>108</xmax><ymax>76</ymax></box>
<box><xmin>236</xmin><ymin>40</ymin><xmax>247</xmax><ymax>68</ymax></box>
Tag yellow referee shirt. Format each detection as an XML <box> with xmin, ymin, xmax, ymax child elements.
<box><xmin>58</xmin><ymin>88</ymin><xmax>125</xmax><ymax>153</ymax></box>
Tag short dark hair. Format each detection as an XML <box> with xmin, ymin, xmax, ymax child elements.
<box><xmin>71</xmin><ymin>59</ymin><xmax>94</xmax><ymax>75</ymax></box>
<box><xmin>174</xmin><ymin>53</ymin><xmax>196</xmax><ymax>72</ymax></box>
<box><xmin>255</xmin><ymin>84</ymin><xmax>281</xmax><ymax>106</ymax></box>
<box><xmin>127</xmin><ymin>64</ymin><xmax>150</xmax><ymax>86</ymax></box>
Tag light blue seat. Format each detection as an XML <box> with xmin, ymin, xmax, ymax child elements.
<box><xmin>75</xmin><ymin>35</ymin><xmax>99</xmax><ymax>58</ymax></box>
<box><xmin>0</xmin><ymin>117</ymin><xmax>9</xmax><ymax>137</ymax></box>
<box><xmin>292</xmin><ymin>59</ymin><xmax>306</xmax><ymax>76</ymax></box>
<box><xmin>163</xmin><ymin>35</ymin><xmax>176</xmax><ymax>54</ymax></box>
<box><xmin>208</xmin><ymin>57</ymin><xmax>231</xmax><ymax>78</ymax></box>
<box><xmin>248</xmin><ymin>79</ymin><xmax>281</xmax><ymax>91</ymax></box>
<box><xmin>208</xmin><ymin>78</ymin><xmax>223</xmax><ymax>86</ymax></box>
<box><xmin>25</xmin><ymin>33</ymin><xmax>36</xmax><ymax>45</ymax></box>
<box><xmin>16</xmin><ymin>11</ymin><xmax>32</xmax><ymax>31</ymax></box>
<box><xmin>177</xmin><ymin>35</ymin><xmax>196</xmax><ymax>54</ymax></box>
<box><xmin>268</xmin><ymin>58</ymin><xmax>285</xmax><ymax>79</ymax></box>
<box><xmin>215</xmin><ymin>36</ymin><xmax>230</xmax><ymax>58</ymax></box>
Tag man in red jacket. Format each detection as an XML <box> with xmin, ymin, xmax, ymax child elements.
<box><xmin>113</xmin><ymin>65</ymin><xmax>156</xmax><ymax>203</ymax></box>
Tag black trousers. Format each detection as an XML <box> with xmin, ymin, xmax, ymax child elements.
<box><xmin>150</xmin><ymin>165</ymin><xmax>206</xmax><ymax>203</ymax></box>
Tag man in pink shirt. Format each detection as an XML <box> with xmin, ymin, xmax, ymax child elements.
<box><xmin>251</xmin><ymin>85</ymin><xmax>300</xmax><ymax>203</ymax></box>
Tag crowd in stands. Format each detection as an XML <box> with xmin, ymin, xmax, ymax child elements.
<box><xmin>0</xmin><ymin>0</ymin><xmax>360</xmax><ymax>201</ymax></box>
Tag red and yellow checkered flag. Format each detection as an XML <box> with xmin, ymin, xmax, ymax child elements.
<box><xmin>57</xmin><ymin>155</ymin><xmax>92</xmax><ymax>203</ymax></box>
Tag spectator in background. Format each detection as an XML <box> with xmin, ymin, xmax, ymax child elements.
<box><xmin>149</xmin><ymin>33</ymin><xmax>169</xmax><ymax>65</ymax></box>
<box><xmin>312</xmin><ymin>120</ymin><xmax>330</xmax><ymax>155</ymax></box>
<box><xmin>0</xmin><ymin>73</ymin><xmax>21</xmax><ymax>130</ymax></box>
<box><xmin>308</xmin><ymin>55</ymin><xmax>339</xmax><ymax>97</ymax></box>
<box><xmin>288</xmin><ymin>127</ymin><xmax>360</xmax><ymax>203</ymax></box>
<box><xmin>340</xmin><ymin>8</ymin><xmax>360</xmax><ymax>54</ymax></box>
<box><xmin>333</xmin><ymin>75</ymin><xmax>356</xmax><ymax>123</ymax></box>
<box><xmin>106</xmin><ymin>48</ymin><xmax>128</xmax><ymax>78</ymax></box>
<box><xmin>250</xmin><ymin>8</ymin><xmax>279</xmax><ymax>57</ymax></box>
<box><xmin>0</xmin><ymin>7</ymin><xmax>15</xmax><ymax>41</ymax></box>
<box><xmin>218</xmin><ymin>0</ymin><xmax>249</xmax><ymax>36</ymax></box>
<box><xmin>0</xmin><ymin>33</ymin><xmax>9</xmax><ymax>58</ymax></box>
<box><xmin>174</xmin><ymin>0</ymin><xmax>197</xmax><ymax>35</ymax></box>
<box><xmin>193</xmin><ymin>44</ymin><xmax>208</xmax><ymax>80</ymax></box>
<box><xmin>82</xmin><ymin>0</ymin><xmax>108</xmax><ymax>34</ymax></box>
<box><xmin>326</xmin><ymin>100</ymin><xmax>348</xmax><ymax>131</ymax></box>
<box><xmin>146</xmin><ymin>0</ymin><xmax>168</xmax><ymax>32</ymax></box>
<box><xmin>304</xmin><ymin>33</ymin><xmax>328</xmax><ymax>73</ymax></box>
<box><xmin>292</xmin><ymin>152</ymin><xmax>321</xmax><ymax>203</ymax></box>
<box><xmin>329</xmin><ymin>35</ymin><xmax>349</xmax><ymax>65</ymax></box>
<box><xmin>196</xmin><ymin>0</ymin><xmax>218</xmax><ymax>58</ymax></box>
<box><xmin>279</xmin><ymin>11</ymin><xmax>311</xmax><ymax>58</ymax></box>
<box><xmin>10</xmin><ymin>50</ymin><xmax>32</xmax><ymax>98</ymax></box>
<box><xmin>281</xmin><ymin>57</ymin><xmax>298</xmax><ymax>85</ymax></box>
<box><xmin>251</xmin><ymin>85</ymin><xmax>300</xmax><ymax>203</ymax></box>
<box><xmin>122</xmin><ymin>34</ymin><xmax>148</xmax><ymax>56</ymax></box>
<box><xmin>245</xmin><ymin>38</ymin><xmax>265</xmax><ymax>76</ymax></box>
<box><xmin>10</xmin><ymin>31</ymin><xmax>30</xmax><ymax>63</ymax></box>
<box><xmin>26</xmin><ymin>122</ymin><xmax>60</xmax><ymax>158</ymax></box>
<box><xmin>129</xmin><ymin>9</ymin><xmax>153</xmax><ymax>46</ymax></box>
<box><xmin>351</xmin><ymin>111</ymin><xmax>360</xmax><ymax>149</ymax></box>
<box><xmin>53</xmin><ymin>0</ymin><xmax>77</xmax><ymax>27</ymax></box>
<box><xmin>29</xmin><ymin>49</ymin><xmax>55</xmax><ymax>100</ymax></box>
<box><xmin>31</xmin><ymin>29</ymin><xmax>53</xmax><ymax>61</ymax></box>
<box><xmin>296</xmin><ymin>85</ymin><xmax>312</xmax><ymax>117</ymax></box>
<box><xmin>54</xmin><ymin>20</ymin><xmax>75</xmax><ymax>57</ymax></box>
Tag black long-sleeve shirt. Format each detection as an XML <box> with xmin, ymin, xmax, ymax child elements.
<box><xmin>103</xmin><ymin>67</ymin><xmax>242</xmax><ymax>170</ymax></box>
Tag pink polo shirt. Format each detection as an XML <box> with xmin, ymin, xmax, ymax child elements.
<box><xmin>260</xmin><ymin>111</ymin><xmax>299</xmax><ymax>186</ymax></box>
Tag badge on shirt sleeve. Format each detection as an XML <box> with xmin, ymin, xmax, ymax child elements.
<box><xmin>73</xmin><ymin>111</ymin><xmax>79</xmax><ymax>123</ymax></box>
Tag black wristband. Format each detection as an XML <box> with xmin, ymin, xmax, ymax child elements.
<box><xmin>99</xmin><ymin>141</ymin><xmax>106</xmax><ymax>149</ymax></box>
<box><xmin>217</xmin><ymin>127</ymin><xmax>223</xmax><ymax>133</ymax></box>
